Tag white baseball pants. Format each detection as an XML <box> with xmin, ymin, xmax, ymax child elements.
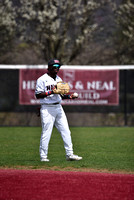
<box><xmin>40</xmin><ymin>104</ymin><xmax>73</xmax><ymax>159</ymax></box>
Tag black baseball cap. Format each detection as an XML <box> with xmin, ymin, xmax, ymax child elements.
<box><xmin>48</xmin><ymin>59</ymin><xmax>62</xmax><ymax>67</ymax></box>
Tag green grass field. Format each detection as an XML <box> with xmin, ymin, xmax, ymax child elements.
<box><xmin>0</xmin><ymin>127</ymin><xmax>134</xmax><ymax>173</ymax></box>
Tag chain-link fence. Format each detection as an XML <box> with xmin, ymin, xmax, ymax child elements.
<box><xmin>0</xmin><ymin>67</ymin><xmax>134</xmax><ymax>126</ymax></box>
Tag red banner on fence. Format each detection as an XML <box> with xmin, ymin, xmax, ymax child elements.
<box><xmin>19</xmin><ymin>69</ymin><xmax>119</xmax><ymax>105</ymax></box>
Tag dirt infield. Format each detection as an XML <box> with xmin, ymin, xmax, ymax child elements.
<box><xmin>0</xmin><ymin>169</ymin><xmax>134</xmax><ymax>200</ymax></box>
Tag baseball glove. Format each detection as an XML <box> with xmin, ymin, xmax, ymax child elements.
<box><xmin>53</xmin><ymin>82</ymin><xmax>70</xmax><ymax>94</ymax></box>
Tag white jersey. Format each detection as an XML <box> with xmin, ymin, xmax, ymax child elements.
<box><xmin>35</xmin><ymin>73</ymin><xmax>62</xmax><ymax>105</ymax></box>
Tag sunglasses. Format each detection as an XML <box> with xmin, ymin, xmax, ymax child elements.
<box><xmin>52</xmin><ymin>64</ymin><xmax>60</xmax><ymax>68</ymax></box>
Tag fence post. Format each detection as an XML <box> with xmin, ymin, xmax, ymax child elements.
<box><xmin>124</xmin><ymin>69</ymin><xmax>127</xmax><ymax>126</ymax></box>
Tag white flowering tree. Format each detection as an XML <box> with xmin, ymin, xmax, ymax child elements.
<box><xmin>16</xmin><ymin>0</ymin><xmax>99</xmax><ymax>63</ymax></box>
<box><xmin>114</xmin><ymin>0</ymin><xmax>134</xmax><ymax>64</ymax></box>
<box><xmin>0</xmin><ymin>0</ymin><xmax>16</xmax><ymax>56</ymax></box>
<box><xmin>2</xmin><ymin>0</ymin><xmax>133</xmax><ymax>65</ymax></box>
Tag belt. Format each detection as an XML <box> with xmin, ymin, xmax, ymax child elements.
<box><xmin>42</xmin><ymin>102</ymin><xmax>60</xmax><ymax>105</ymax></box>
<box><xmin>50</xmin><ymin>102</ymin><xmax>60</xmax><ymax>105</ymax></box>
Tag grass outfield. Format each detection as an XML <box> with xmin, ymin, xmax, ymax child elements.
<box><xmin>0</xmin><ymin>127</ymin><xmax>134</xmax><ymax>173</ymax></box>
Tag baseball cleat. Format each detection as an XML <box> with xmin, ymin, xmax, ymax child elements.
<box><xmin>66</xmin><ymin>154</ymin><xmax>82</xmax><ymax>161</ymax></box>
<box><xmin>41</xmin><ymin>158</ymin><xmax>49</xmax><ymax>162</ymax></box>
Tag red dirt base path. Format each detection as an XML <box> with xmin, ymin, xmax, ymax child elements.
<box><xmin>0</xmin><ymin>169</ymin><xmax>134</xmax><ymax>200</ymax></box>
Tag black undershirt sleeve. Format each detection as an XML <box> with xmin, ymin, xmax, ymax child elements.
<box><xmin>61</xmin><ymin>94</ymin><xmax>71</xmax><ymax>99</ymax></box>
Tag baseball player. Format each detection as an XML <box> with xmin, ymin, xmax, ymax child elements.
<box><xmin>35</xmin><ymin>59</ymin><xmax>82</xmax><ymax>162</ymax></box>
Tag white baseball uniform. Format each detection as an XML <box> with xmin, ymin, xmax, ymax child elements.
<box><xmin>35</xmin><ymin>73</ymin><xmax>73</xmax><ymax>160</ymax></box>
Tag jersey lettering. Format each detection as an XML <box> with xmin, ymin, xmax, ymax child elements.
<box><xmin>46</xmin><ymin>84</ymin><xmax>54</xmax><ymax>91</ymax></box>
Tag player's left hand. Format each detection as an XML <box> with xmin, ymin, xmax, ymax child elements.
<box><xmin>53</xmin><ymin>82</ymin><xmax>70</xmax><ymax>94</ymax></box>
